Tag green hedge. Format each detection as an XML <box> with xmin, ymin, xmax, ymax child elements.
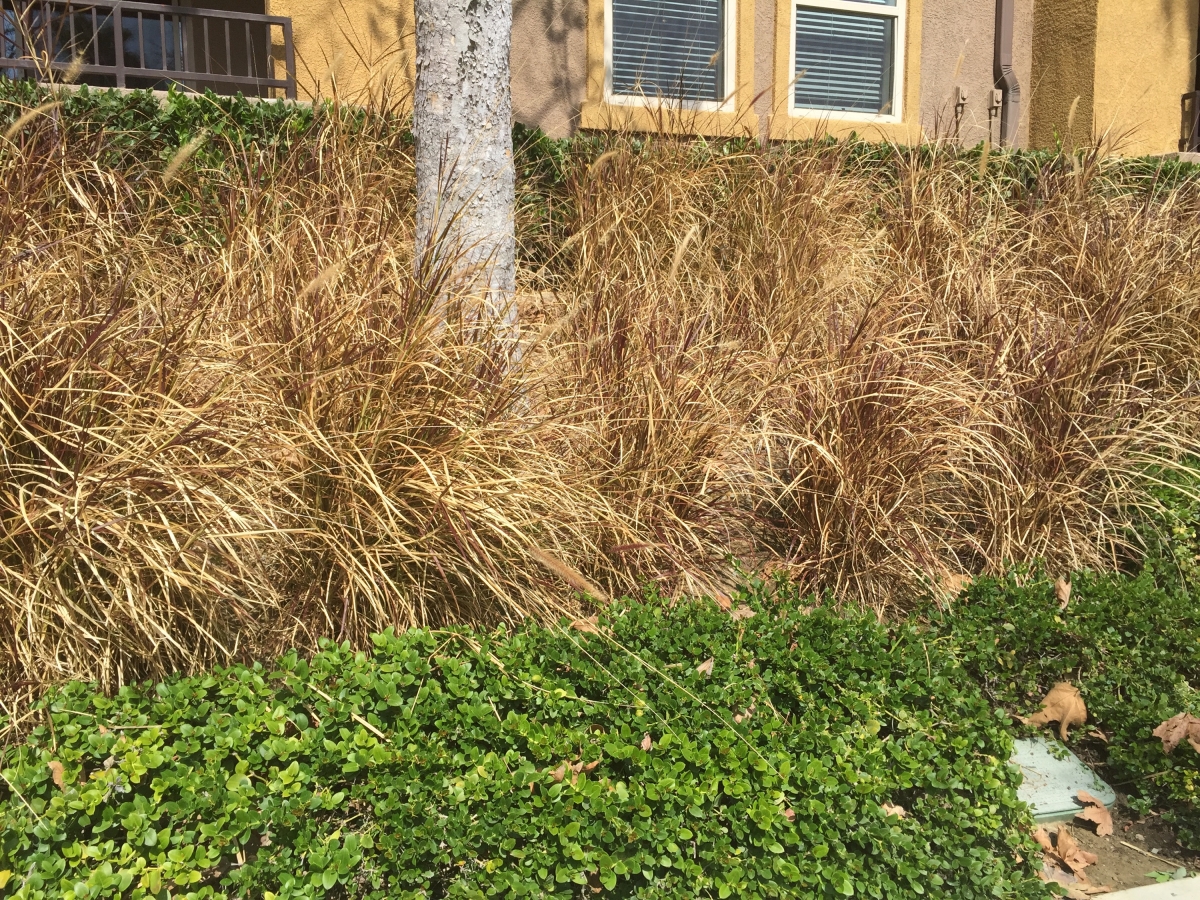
<box><xmin>924</xmin><ymin>568</ymin><xmax>1200</xmax><ymax>849</ymax></box>
<box><xmin>0</xmin><ymin>81</ymin><xmax>318</xmax><ymax>167</ymax></box>
<box><xmin>0</xmin><ymin>580</ymin><xmax>1049</xmax><ymax>899</ymax></box>
<box><xmin>4</xmin><ymin>79</ymin><xmax>1199</xmax><ymax>196</ymax></box>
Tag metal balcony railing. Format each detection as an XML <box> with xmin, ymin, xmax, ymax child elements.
<box><xmin>1</xmin><ymin>0</ymin><xmax>295</xmax><ymax>99</ymax></box>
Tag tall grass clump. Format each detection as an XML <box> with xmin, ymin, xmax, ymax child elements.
<box><xmin>534</xmin><ymin>138</ymin><xmax>1200</xmax><ymax>607</ymax></box>
<box><xmin>2</xmin><ymin>83</ymin><xmax>1199</xmax><ymax>699</ymax></box>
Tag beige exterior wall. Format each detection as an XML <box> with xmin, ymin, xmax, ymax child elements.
<box><xmin>1013</xmin><ymin>0</ymin><xmax>1034</xmax><ymax>146</ymax></box>
<box><xmin>1030</xmin><ymin>0</ymin><xmax>1197</xmax><ymax>155</ymax></box>
<box><xmin>267</xmin><ymin>0</ymin><xmax>1200</xmax><ymax>157</ymax></box>
<box><xmin>269</xmin><ymin>0</ymin><xmax>998</xmax><ymax>147</ymax></box>
<box><xmin>269</xmin><ymin>0</ymin><xmax>591</xmax><ymax>137</ymax></box>
<box><xmin>1029</xmin><ymin>0</ymin><xmax>1097</xmax><ymax>148</ymax></box>
<box><xmin>269</xmin><ymin>0</ymin><xmax>1009</xmax><ymax>148</ymax></box>
<box><xmin>917</xmin><ymin>0</ymin><xmax>1033</xmax><ymax>147</ymax></box>
<box><xmin>752</xmin><ymin>0</ymin><xmax>777</xmax><ymax>138</ymax></box>
<box><xmin>511</xmin><ymin>0</ymin><xmax>588</xmax><ymax>138</ymax></box>
<box><xmin>268</xmin><ymin>0</ymin><xmax>415</xmax><ymax>101</ymax></box>
<box><xmin>1092</xmin><ymin>0</ymin><xmax>1196</xmax><ymax>156</ymax></box>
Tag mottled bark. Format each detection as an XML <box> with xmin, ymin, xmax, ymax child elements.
<box><xmin>413</xmin><ymin>0</ymin><xmax>516</xmax><ymax>316</ymax></box>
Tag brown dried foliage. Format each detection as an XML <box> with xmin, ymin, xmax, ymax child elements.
<box><xmin>2</xmin><ymin>102</ymin><xmax>1200</xmax><ymax>706</ymax></box>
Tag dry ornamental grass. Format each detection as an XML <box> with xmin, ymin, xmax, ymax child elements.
<box><xmin>1</xmin><ymin>90</ymin><xmax>1198</xmax><ymax>709</ymax></box>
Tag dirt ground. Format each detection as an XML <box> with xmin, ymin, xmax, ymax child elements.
<box><xmin>1045</xmin><ymin>798</ymin><xmax>1199</xmax><ymax>893</ymax></box>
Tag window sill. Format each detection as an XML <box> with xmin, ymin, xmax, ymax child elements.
<box><xmin>580</xmin><ymin>100</ymin><xmax>759</xmax><ymax>138</ymax></box>
<box><xmin>768</xmin><ymin>114</ymin><xmax>924</xmax><ymax>144</ymax></box>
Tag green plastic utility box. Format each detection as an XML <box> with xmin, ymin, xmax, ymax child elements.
<box><xmin>1011</xmin><ymin>737</ymin><xmax>1117</xmax><ymax>824</ymax></box>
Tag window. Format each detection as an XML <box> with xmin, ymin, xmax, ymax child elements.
<box><xmin>607</xmin><ymin>0</ymin><xmax>735</xmax><ymax>106</ymax></box>
<box><xmin>791</xmin><ymin>0</ymin><xmax>904</xmax><ymax>119</ymax></box>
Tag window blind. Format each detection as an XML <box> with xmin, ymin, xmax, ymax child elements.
<box><xmin>794</xmin><ymin>7</ymin><xmax>895</xmax><ymax>113</ymax></box>
<box><xmin>611</xmin><ymin>0</ymin><xmax>724</xmax><ymax>102</ymax></box>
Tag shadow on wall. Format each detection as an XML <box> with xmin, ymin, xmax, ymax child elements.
<box><xmin>512</xmin><ymin>0</ymin><xmax>587</xmax><ymax>139</ymax></box>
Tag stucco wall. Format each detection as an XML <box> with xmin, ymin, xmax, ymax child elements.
<box><xmin>917</xmin><ymin>0</ymin><xmax>1034</xmax><ymax>148</ymax></box>
<box><xmin>269</xmin><ymin>0</ymin><xmax>415</xmax><ymax>100</ymax></box>
<box><xmin>1029</xmin><ymin>0</ymin><xmax>1196</xmax><ymax>154</ymax></box>
<box><xmin>1029</xmin><ymin>0</ymin><xmax>1097</xmax><ymax>148</ymax></box>
<box><xmin>919</xmin><ymin>0</ymin><xmax>994</xmax><ymax>146</ymax></box>
<box><xmin>272</xmin><ymin>0</ymin><xmax>589</xmax><ymax>136</ymax></box>
<box><xmin>1011</xmin><ymin>0</ymin><xmax>1033</xmax><ymax>147</ymax></box>
<box><xmin>267</xmin><ymin>0</ymin><xmax>1081</xmax><ymax>153</ymax></box>
<box><xmin>1092</xmin><ymin>0</ymin><xmax>1196</xmax><ymax>156</ymax></box>
<box><xmin>511</xmin><ymin>0</ymin><xmax>587</xmax><ymax>138</ymax></box>
<box><xmin>754</xmin><ymin>0</ymin><xmax>776</xmax><ymax>140</ymax></box>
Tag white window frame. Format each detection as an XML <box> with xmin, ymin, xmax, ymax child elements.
<box><xmin>604</xmin><ymin>0</ymin><xmax>738</xmax><ymax>112</ymax></box>
<box><xmin>789</xmin><ymin>0</ymin><xmax>905</xmax><ymax>123</ymax></box>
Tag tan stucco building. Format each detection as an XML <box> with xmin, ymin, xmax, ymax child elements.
<box><xmin>4</xmin><ymin>0</ymin><xmax>1197</xmax><ymax>154</ymax></box>
<box><xmin>265</xmin><ymin>0</ymin><xmax>1198</xmax><ymax>154</ymax></box>
<box><xmin>1031</xmin><ymin>0</ymin><xmax>1198</xmax><ymax>156</ymax></box>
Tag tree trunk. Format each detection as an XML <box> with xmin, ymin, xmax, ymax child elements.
<box><xmin>413</xmin><ymin>0</ymin><xmax>516</xmax><ymax>317</ymax></box>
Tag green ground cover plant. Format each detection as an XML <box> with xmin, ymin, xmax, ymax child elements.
<box><xmin>924</xmin><ymin>568</ymin><xmax>1200</xmax><ymax>848</ymax></box>
<box><xmin>0</xmin><ymin>579</ymin><xmax>1050</xmax><ymax>900</ymax></box>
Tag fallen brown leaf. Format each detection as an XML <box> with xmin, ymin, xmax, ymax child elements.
<box><xmin>782</xmin><ymin>807</ymin><xmax>796</xmax><ymax>822</ymax></box>
<box><xmin>1074</xmin><ymin>791</ymin><xmax>1113</xmax><ymax>836</ymax></box>
<box><xmin>1021</xmin><ymin>683</ymin><xmax>1088</xmax><ymax>741</ymax></box>
<box><xmin>1034</xmin><ymin>826</ymin><xmax>1055</xmax><ymax>853</ymax></box>
<box><xmin>47</xmin><ymin>761</ymin><xmax>66</xmax><ymax>791</ymax></box>
<box><xmin>567</xmin><ymin>758</ymin><xmax>600</xmax><ymax>785</ymax></box>
<box><xmin>570</xmin><ymin>616</ymin><xmax>600</xmax><ymax>635</ymax></box>
<box><xmin>1055</xmin><ymin>577</ymin><xmax>1072</xmax><ymax>610</ymax></box>
<box><xmin>640</xmin><ymin>733</ymin><xmax>652</xmax><ymax>752</ymax></box>
<box><xmin>1054</xmin><ymin>826</ymin><xmax>1098</xmax><ymax>875</ymax></box>
<box><xmin>1152</xmin><ymin>712</ymin><xmax>1200</xmax><ymax>755</ymax></box>
<box><xmin>941</xmin><ymin>573</ymin><xmax>973</xmax><ymax>599</ymax></box>
<box><xmin>549</xmin><ymin>762</ymin><xmax>567</xmax><ymax>783</ymax></box>
<box><xmin>730</xmin><ymin>604</ymin><xmax>756</xmax><ymax>621</ymax></box>
<box><xmin>1039</xmin><ymin>857</ymin><xmax>1080</xmax><ymax>886</ymax></box>
<box><xmin>714</xmin><ymin>593</ymin><xmax>732</xmax><ymax>611</ymax></box>
<box><xmin>696</xmin><ymin>657</ymin><xmax>714</xmax><ymax>677</ymax></box>
<box><xmin>881</xmin><ymin>803</ymin><xmax>907</xmax><ymax>819</ymax></box>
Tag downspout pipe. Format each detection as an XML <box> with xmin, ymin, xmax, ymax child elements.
<box><xmin>994</xmin><ymin>0</ymin><xmax>1021</xmax><ymax>146</ymax></box>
